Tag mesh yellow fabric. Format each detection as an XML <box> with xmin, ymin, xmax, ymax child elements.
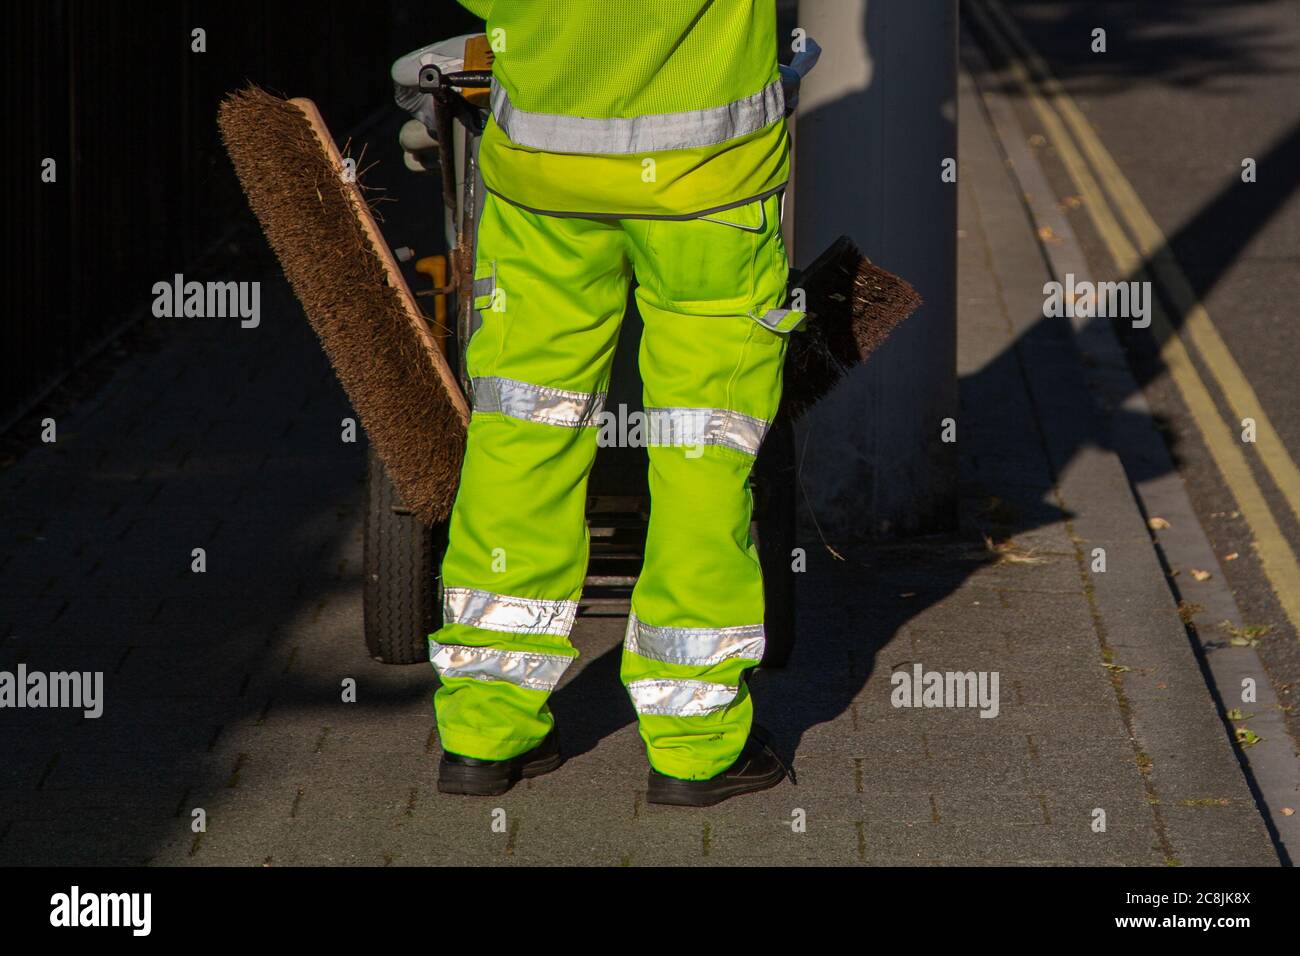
<box><xmin>478</xmin><ymin>0</ymin><xmax>778</xmax><ymax>117</ymax></box>
<box><xmin>456</xmin><ymin>0</ymin><xmax>788</xmax><ymax>217</ymax></box>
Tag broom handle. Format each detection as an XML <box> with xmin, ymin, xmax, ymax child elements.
<box><xmin>289</xmin><ymin>97</ymin><xmax>472</xmax><ymax>425</ymax></box>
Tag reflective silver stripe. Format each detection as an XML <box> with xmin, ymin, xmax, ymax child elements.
<box><xmin>443</xmin><ymin>587</ymin><xmax>578</xmax><ymax>636</ymax></box>
<box><xmin>624</xmin><ymin>613</ymin><xmax>765</xmax><ymax>666</ymax></box>
<box><xmin>472</xmin><ymin>377</ymin><xmax>606</xmax><ymax>428</ymax></box>
<box><xmin>645</xmin><ymin>406</ymin><xmax>769</xmax><ymax>456</ymax></box>
<box><xmin>490</xmin><ymin>79</ymin><xmax>785</xmax><ymax>155</ymax></box>
<box><xmin>429</xmin><ymin>639</ymin><xmax>573</xmax><ymax>692</ymax></box>
<box><xmin>753</xmin><ymin>308</ymin><xmax>796</xmax><ymax>331</ymax></box>
<box><xmin>626</xmin><ymin>679</ymin><xmax>739</xmax><ymax>717</ymax></box>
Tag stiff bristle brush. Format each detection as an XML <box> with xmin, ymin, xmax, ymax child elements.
<box><xmin>782</xmin><ymin>235</ymin><xmax>924</xmax><ymax>420</ymax></box>
<box><xmin>217</xmin><ymin>86</ymin><xmax>470</xmax><ymax>526</ymax></box>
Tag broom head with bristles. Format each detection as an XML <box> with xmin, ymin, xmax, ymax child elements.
<box><xmin>217</xmin><ymin>86</ymin><xmax>469</xmax><ymax>525</ymax></box>
<box><xmin>782</xmin><ymin>236</ymin><xmax>924</xmax><ymax>420</ymax></box>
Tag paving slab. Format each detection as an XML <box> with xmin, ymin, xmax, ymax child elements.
<box><xmin>0</xmin><ymin>77</ymin><xmax>1280</xmax><ymax>867</ymax></box>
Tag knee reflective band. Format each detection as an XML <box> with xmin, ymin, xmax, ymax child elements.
<box><xmin>645</xmin><ymin>406</ymin><xmax>770</xmax><ymax>456</ymax></box>
<box><xmin>472</xmin><ymin>377</ymin><xmax>606</xmax><ymax>428</ymax></box>
<box><xmin>442</xmin><ymin>587</ymin><xmax>578</xmax><ymax>636</ymax></box>
<box><xmin>624</xmin><ymin>613</ymin><xmax>766</xmax><ymax>668</ymax></box>
<box><xmin>430</xmin><ymin>190</ymin><xmax>790</xmax><ymax>775</ymax></box>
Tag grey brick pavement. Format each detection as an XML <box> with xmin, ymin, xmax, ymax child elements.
<box><xmin>0</xmin><ymin>69</ymin><xmax>1278</xmax><ymax>866</ymax></box>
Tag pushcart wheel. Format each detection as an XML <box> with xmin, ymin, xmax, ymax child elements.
<box><xmin>362</xmin><ymin>445</ymin><xmax>446</xmax><ymax>664</ymax></box>
<box><xmin>751</xmin><ymin>409</ymin><xmax>797</xmax><ymax>668</ymax></box>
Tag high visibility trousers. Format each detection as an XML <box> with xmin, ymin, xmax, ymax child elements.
<box><xmin>429</xmin><ymin>189</ymin><xmax>798</xmax><ymax>780</ymax></box>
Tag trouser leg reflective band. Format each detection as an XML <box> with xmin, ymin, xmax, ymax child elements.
<box><xmin>619</xmin><ymin>192</ymin><xmax>791</xmax><ymax>781</ymax></box>
<box><xmin>429</xmin><ymin>193</ymin><xmax>630</xmax><ymax>761</ymax></box>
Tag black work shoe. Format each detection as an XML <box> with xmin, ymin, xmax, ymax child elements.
<box><xmin>645</xmin><ymin>725</ymin><xmax>795</xmax><ymax>807</ymax></box>
<box><xmin>438</xmin><ymin>729</ymin><xmax>563</xmax><ymax>796</ymax></box>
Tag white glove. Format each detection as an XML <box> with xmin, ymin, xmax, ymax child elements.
<box><xmin>400</xmin><ymin>120</ymin><xmax>439</xmax><ymax>172</ymax></box>
<box><xmin>779</xmin><ymin>38</ymin><xmax>822</xmax><ymax>115</ymax></box>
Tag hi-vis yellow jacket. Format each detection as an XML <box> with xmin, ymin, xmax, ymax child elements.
<box><xmin>456</xmin><ymin>0</ymin><xmax>790</xmax><ymax>219</ymax></box>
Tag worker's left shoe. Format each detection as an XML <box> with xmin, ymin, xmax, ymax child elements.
<box><xmin>438</xmin><ymin>729</ymin><xmax>563</xmax><ymax>796</ymax></box>
<box><xmin>645</xmin><ymin>726</ymin><xmax>795</xmax><ymax>807</ymax></box>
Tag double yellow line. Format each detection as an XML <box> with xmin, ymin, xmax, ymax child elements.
<box><xmin>968</xmin><ymin>0</ymin><xmax>1300</xmax><ymax>631</ymax></box>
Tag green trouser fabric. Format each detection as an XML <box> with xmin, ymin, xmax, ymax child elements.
<box><xmin>430</xmin><ymin>190</ymin><xmax>792</xmax><ymax>780</ymax></box>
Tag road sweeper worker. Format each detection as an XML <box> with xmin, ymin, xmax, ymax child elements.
<box><xmin>431</xmin><ymin>0</ymin><xmax>803</xmax><ymax>806</ymax></box>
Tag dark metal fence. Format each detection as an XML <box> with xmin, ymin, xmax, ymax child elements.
<box><xmin>1</xmin><ymin>0</ymin><xmax>470</xmax><ymax>426</ymax></box>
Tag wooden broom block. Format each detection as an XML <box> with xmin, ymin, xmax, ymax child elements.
<box><xmin>289</xmin><ymin>97</ymin><xmax>470</xmax><ymax>424</ymax></box>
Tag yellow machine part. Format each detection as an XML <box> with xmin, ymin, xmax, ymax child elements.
<box><xmin>462</xmin><ymin>35</ymin><xmax>493</xmax><ymax>107</ymax></box>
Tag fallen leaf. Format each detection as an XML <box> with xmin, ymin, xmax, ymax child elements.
<box><xmin>1191</xmin><ymin>568</ymin><xmax>1212</xmax><ymax>582</ymax></box>
<box><xmin>1283</xmin><ymin>807</ymin><xmax>1295</xmax><ymax>816</ymax></box>
<box><xmin>1224</xmin><ymin>552</ymin><xmax>1239</xmax><ymax>561</ymax></box>
<box><xmin>1149</xmin><ymin>516</ymin><xmax>1171</xmax><ymax>530</ymax></box>
<box><xmin>1221</xmin><ymin>621</ymin><xmax>1272</xmax><ymax>644</ymax></box>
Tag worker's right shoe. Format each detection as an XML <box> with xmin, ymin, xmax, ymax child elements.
<box><xmin>437</xmin><ymin>729</ymin><xmax>562</xmax><ymax>796</ymax></box>
<box><xmin>645</xmin><ymin>726</ymin><xmax>793</xmax><ymax>807</ymax></box>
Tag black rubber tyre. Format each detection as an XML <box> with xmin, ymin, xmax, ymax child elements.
<box><xmin>751</xmin><ymin>409</ymin><xmax>797</xmax><ymax>668</ymax></box>
<box><xmin>363</xmin><ymin>445</ymin><xmax>446</xmax><ymax>664</ymax></box>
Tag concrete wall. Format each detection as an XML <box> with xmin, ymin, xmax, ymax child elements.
<box><xmin>790</xmin><ymin>0</ymin><xmax>959</xmax><ymax>540</ymax></box>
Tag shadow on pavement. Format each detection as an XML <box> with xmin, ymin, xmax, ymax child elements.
<box><xmin>1</xmin><ymin>3</ymin><xmax>1290</xmax><ymax>864</ymax></box>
